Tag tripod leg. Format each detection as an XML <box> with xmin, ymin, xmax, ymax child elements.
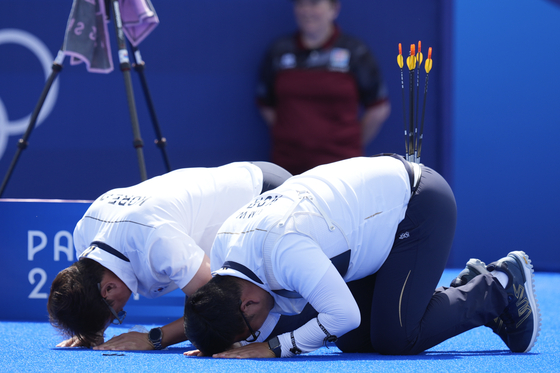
<box><xmin>0</xmin><ymin>51</ymin><xmax>65</xmax><ymax>198</ymax></box>
<box><xmin>130</xmin><ymin>45</ymin><xmax>172</xmax><ymax>173</ymax></box>
<box><xmin>109</xmin><ymin>0</ymin><xmax>148</xmax><ymax>181</ymax></box>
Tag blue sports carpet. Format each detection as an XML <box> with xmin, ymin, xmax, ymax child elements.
<box><xmin>1</xmin><ymin>270</ymin><xmax>559</xmax><ymax>373</ymax></box>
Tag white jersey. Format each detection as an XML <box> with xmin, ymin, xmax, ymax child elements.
<box><xmin>75</xmin><ymin>162</ymin><xmax>263</xmax><ymax>299</ymax></box>
<box><xmin>211</xmin><ymin>156</ymin><xmax>418</xmax><ymax>355</ymax></box>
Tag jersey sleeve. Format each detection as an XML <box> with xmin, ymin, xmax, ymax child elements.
<box><xmin>277</xmin><ymin>267</ymin><xmax>360</xmax><ymax>356</ymax></box>
<box><xmin>271</xmin><ymin>234</ymin><xmax>361</xmax><ymax>356</ymax></box>
<box><xmin>145</xmin><ymin>223</ymin><xmax>206</xmax><ymax>291</ymax></box>
<box><xmin>73</xmin><ymin>217</ymin><xmax>92</xmax><ymax>258</ymax></box>
<box><xmin>209</xmin><ymin>232</ymin><xmax>228</xmax><ymax>273</ymax></box>
<box><xmin>271</xmin><ymin>233</ymin><xmax>333</xmax><ymax>298</ymax></box>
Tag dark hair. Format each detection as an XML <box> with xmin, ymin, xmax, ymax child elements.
<box><xmin>47</xmin><ymin>258</ymin><xmax>112</xmax><ymax>347</ymax></box>
<box><xmin>184</xmin><ymin>276</ymin><xmax>247</xmax><ymax>355</ymax></box>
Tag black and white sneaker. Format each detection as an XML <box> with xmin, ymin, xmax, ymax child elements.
<box><xmin>486</xmin><ymin>251</ymin><xmax>541</xmax><ymax>353</ymax></box>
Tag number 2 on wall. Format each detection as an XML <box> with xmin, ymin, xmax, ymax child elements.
<box><xmin>28</xmin><ymin>268</ymin><xmax>48</xmax><ymax>299</ymax></box>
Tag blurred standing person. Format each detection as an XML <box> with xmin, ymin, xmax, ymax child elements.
<box><xmin>257</xmin><ymin>0</ymin><xmax>391</xmax><ymax>175</ymax></box>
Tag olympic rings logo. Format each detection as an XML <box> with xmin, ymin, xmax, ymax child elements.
<box><xmin>0</xmin><ymin>29</ymin><xmax>59</xmax><ymax>161</ymax></box>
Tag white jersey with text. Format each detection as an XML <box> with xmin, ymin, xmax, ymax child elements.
<box><xmin>75</xmin><ymin>162</ymin><xmax>263</xmax><ymax>298</ymax></box>
<box><xmin>211</xmin><ymin>157</ymin><xmax>416</xmax><ymax>354</ymax></box>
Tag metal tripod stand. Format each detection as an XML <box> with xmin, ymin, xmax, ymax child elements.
<box><xmin>0</xmin><ymin>0</ymin><xmax>171</xmax><ymax>198</ymax></box>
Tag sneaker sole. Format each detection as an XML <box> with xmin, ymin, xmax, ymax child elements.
<box><xmin>508</xmin><ymin>251</ymin><xmax>542</xmax><ymax>353</ymax></box>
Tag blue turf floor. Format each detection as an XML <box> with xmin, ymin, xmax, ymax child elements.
<box><xmin>1</xmin><ymin>270</ymin><xmax>559</xmax><ymax>373</ymax></box>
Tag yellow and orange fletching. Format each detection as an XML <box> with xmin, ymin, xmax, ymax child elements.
<box><xmin>416</xmin><ymin>41</ymin><xmax>423</xmax><ymax>66</ymax></box>
<box><xmin>406</xmin><ymin>55</ymin><xmax>416</xmax><ymax>70</ymax></box>
<box><xmin>397</xmin><ymin>43</ymin><xmax>403</xmax><ymax>68</ymax></box>
<box><xmin>407</xmin><ymin>44</ymin><xmax>417</xmax><ymax>70</ymax></box>
<box><xmin>424</xmin><ymin>47</ymin><xmax>433</xmax><ymax>73</ymax></box>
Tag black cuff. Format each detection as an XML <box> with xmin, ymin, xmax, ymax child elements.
<box><xmin>289</xmin><ymin>331</ymin><xmax>302</xmax><ymax>355</ymax></box>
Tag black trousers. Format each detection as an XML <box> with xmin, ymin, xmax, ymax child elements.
<box><xmin>270</xmin><ymin>165</ymin><xmax>509</xmax><ymax>354</ymax></box>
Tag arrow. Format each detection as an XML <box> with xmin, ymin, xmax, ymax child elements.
<box><xmin>398</xmin><ymin>43</ymin><xmax>408</xmax><ymax>156</ymax></box>
<box><xmin>414</xmin><ymin>41</ymin><xmax>423</xmax><ymax>161</ymax></box>
<box><xmin>424</xmin><ymin>46</ymin><xmax>433</xmax><ymax>73</ymax></box>
<box><xmin>406</xmin><ymin>44</ymin><xmax>416</xmax><ymax>161</ymax></box>
<box><xmin>418</xmin><ymin>47</ymin><xmax>433</xmax><ymax>162</ymax></box>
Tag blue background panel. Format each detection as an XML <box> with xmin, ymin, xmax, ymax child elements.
<box><xmin>451</xmin><ymin>0</ymin><xmax>560</xmax><ymax>271</ymax></box>
<box><xmin>0</xmin><ymin>0</ymin><xmax>449</xmax><ymax>200</ymax></box>
<box><xmin>0</xmin><ymin>200</ymin><xmax>184</xmax><ymax>324</ymax></box>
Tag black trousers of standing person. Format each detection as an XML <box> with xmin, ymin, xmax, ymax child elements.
<box><xmin>335</xmin><ymin>164</ymin><xmax>509</xmax><ymax>354</ymax></box>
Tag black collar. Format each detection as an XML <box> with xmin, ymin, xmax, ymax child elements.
<box><xmin>90</xmin><ymin>241</ymin><xmax>130</xmax><ymax>262</ymax></box>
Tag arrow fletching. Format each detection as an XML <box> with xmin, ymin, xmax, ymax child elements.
<box><xmin>407</xmin><ymin>44</ymin><xmax>417</xmax><ymax>70</ymax></box>
<box><xmin>407</xmin><ymin>55</ymin><xmax>416</xmax><ymax>70</ymax></box>
<box><xmin>417</xmin><ymin>41</ymin><xmax>423</xmax><ymax>65</ymax></box>
<box><xmin>425</xmin><ymin>47</ymin><xmax>433</xmax><ymax>73</ymax></box>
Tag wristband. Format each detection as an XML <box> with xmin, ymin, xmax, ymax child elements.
<box><xmin>267</xmin><ymin>336</ymin><xmax>281</xmax><ymax>358</ymax></box>
<box><xmin>289</xmin><ymin>331</ymin><xmax>302</xmax><ymax>355</ymax></box>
